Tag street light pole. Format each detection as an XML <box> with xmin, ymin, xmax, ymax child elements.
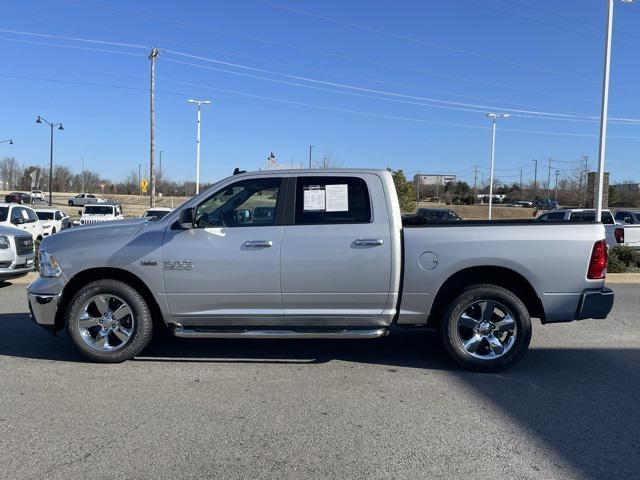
<box><xmin>596</xmin><ymin>0</ymin><xmax>635</xmax><ymax>221</ymax></box>
<box><xmin>187</xmin><ymin>99</ymin><xmax>211</xmax><ymax>195</ymax></box>
<box><xmin>36</xmin><ymin>116</ymin><xmax>63</xmax><ymax>206</ymax></box>
<box><xmin>486</xmin><ymin>113</ymin><xmax>510</xmax><ymax>220</ymax></box>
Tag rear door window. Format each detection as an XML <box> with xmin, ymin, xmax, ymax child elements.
<box><xmin>294</xmin><ymin>176</ymin><xmax>371</xmax><ymax>225</ymax></box>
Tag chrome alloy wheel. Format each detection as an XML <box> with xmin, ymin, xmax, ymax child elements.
<box><xmin>455</xmin><ymin>300</ymin><xmax>517</xmax><ymax>360</ymax></box>
<box><xmin>77</xmin><ymin>294</ymin><xmax>135</xmax><ymax>352</ymax></box>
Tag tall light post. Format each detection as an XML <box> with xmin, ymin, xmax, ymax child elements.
<box><xmin>596</xmin><ymin>0</ymin><xmax>635</xmax><ymax>221</ymax></box>
<box><xmin>187</xmin><ymin>99</ymin><xmax>211</xmax><ymax>195</ymax></box>
<box><xmin>36</xmin><ymin>116</ymin><xmax>64</xmax><ymax>206</ymax></box>
<box><xmin>486</xmin><ymin>113</ymin><xmax>510</xmax><ymax>220</ymax></box>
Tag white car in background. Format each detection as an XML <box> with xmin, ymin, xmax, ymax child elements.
<box><xmin>31</xmin><ymin>190</ymin><xmax>45</xmax><ymax>203</ymax></box>
<box><xmin>0</xmin><ymin>203</ymin><xmax>45</xmax><ymax>242</ymax></box>
<box><xmin>68</xmin><ymin>193</ymin><xmax>105</xmax><ymax>207</ymax></box>
<box><xmin>34</xmin><ymin>208</ymin><xmax>71</xmax><ymax>235</ymax></box>
<box><xmin>142</xmin><ymin>207</ymin><xmax>172</xmax><ymax>220</ymax></box>
<box><xmin>78</xmin><ymin>204</ymin><xmax>124</xmax><ymax>225</ymax></box>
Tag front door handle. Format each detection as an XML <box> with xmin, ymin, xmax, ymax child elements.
<box><xmin>354</xmin><ymin>238</ymin><xmax>384</xmax><ymax>247</ymax></box>
<box><xmin>244</xmin><ymin>240</ymin><xmax>273</xmax><ymax>248</ymax></box>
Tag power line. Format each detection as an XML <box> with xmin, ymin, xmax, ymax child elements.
<box><xmin>60</xmin><ymin>0</ymin><xmax>624</xmax><ymax>105</ymax></box>
<box><xmin>162</xmin><ymin>51</ymin><xmax>640</xmax><ymax>123</ymax></box>
<box><xmin>257</xmin><ymin>0</ymin><xmax>599</xmax><ymax>83</ymax></box>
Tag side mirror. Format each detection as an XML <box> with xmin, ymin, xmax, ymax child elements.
<box><xmin>176</xmin><ymin>208</ymin><xmax>194</xmax><ymax>229</ymax></box>
<box><xmin>78</xmin><ymin>210</ymin><xmax>82</xmax><ymax>216</ymax></box>
<box><xmin>13</xmin><ymin>218</ymin><xmax>25</xmax><ymax>225</ymax></box>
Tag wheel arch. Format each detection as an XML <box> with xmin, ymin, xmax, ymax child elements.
<box><xmin>427</xmin><ymin>266</ymin><xmax>544</xmax><ymax>328</ymax></box>
<box><xmin>55</xmin><ymin>267</ymin><xmax>166</xmax><ymax>333</ymax></box>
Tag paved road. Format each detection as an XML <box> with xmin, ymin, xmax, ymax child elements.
<box><xmin>0</xmin><ymin>281</ymin><xmax>638</xmax><ymax>479</ymax></box>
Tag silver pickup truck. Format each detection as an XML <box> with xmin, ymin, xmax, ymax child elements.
<box><xmin>27</xmin><ymin>169</ymin><xmax>614</xmax><ymax>372</ymax></box>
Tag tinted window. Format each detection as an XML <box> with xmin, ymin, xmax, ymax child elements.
<box><xmin>36</xmin><ymin>211</ymin><xmax>54</xmax><ymax>220</ymax></box>
<box><xmin>84</xmin><ymin>206</ymin><xmax>114</xmax><ymax>215</ymax></box>
<box><xmin>295</xmin><ymin>176</ymin><xmax>371</xmax><ymax>225</ymax></box>
<box><xmin>569</xmin><ymin>211</ymin><xmax>614</xmax><ymax>224</ymax></box>
<box><xmin>0</xmin><ymin>207</ymin><xmax>7</xmax><ymax>222</ymax></box>
<box><xmin>55</xmin><ymin>211</ymin><xmax>64</xmax><ymax>220</ymax></box>
<box><xmin>195</xmin><ymin>177</ymin><xmax>281</xmax><ymax>228</ymax></box>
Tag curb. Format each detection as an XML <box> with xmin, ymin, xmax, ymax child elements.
<box><xmin>606</xmin><ymin>273</ymin><xmax>640</xmax><ymax>285</ymax></box>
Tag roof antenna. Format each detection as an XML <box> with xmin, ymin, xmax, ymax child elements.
<box><xmin>233</xmin><ymin>167</ymin><xmax>246</xmax><ymax>175</ymax></box>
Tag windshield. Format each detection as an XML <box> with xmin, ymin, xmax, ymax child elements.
<box><xmin>84</xmin><ymin>206</ymin><xmax>113</xmax><ymax>215</ymax></box>
<box><xmin>36</xmin><ymin>211</ymin><xmax>54</xmax><ymax>220</ymax></box>
<box><xmin>0</xmin><ymin>207</ymin><xmax>7</xmax><ymax>222</ymax></box>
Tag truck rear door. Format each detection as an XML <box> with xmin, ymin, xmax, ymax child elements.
<box><xmin>280</xmin><ymin>173</ymin><xmax>394</xmax><ymax>326</ymax></box>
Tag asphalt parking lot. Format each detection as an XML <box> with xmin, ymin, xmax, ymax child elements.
<box><xmin>0</xmin><ymin>280</ymin><xmax>638</xmax><ymax>480</ymax></box>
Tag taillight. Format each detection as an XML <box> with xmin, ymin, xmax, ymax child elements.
<box><xmin>587</xmin><ymin>240</ymin><xmax>608</xmax><ymax>279</ymax></box>
<box><xmin>614</xmin><ymin>227</ymin><xmax>624</xmax><ymax>244</ymax></box>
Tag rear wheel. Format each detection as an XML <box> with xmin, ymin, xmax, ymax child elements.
<box><xmin>440</xmin><ymin>284</ymin><xmax>532</xmax><ymax>372</ymax></box>
<box><xmin>65</xmin><ymin>279</ymin><xmax>153</xmax><ymax>362</ymax></box>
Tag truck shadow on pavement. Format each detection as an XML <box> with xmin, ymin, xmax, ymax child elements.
<box><xmin>2</xmin><ymin>312</ymin><xmax>639</xmax><ymax>478</ymax></box>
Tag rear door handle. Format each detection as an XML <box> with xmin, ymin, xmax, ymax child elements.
<box><xmin>244</xmin><ymin>240</ymin><xmax>273</xmax><ymax>248</ymax></box>
<box><xmin>354</xmin><ymin>238</ymin><xmax>384</xmax><ymax>247</ymax></box>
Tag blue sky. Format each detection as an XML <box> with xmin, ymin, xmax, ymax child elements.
<box><xmin>0</xmin><ymin>0</ymin><xmax>639</xmax><ymax>186</ymax></box>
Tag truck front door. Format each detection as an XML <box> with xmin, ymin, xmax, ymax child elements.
<box><xmin>162</xmin><ymin>176</ymin><xmax>285</xmax><ymax>325</ymax></box>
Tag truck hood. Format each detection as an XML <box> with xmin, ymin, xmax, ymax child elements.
<box><xmin>0</xmin><ymin>223</ymin><xmax>29</xmax><ymax>237</ymax></box>
<box><xmin>41</xmin><ymin>218</ymin><xmax>151</xmax><ymax>251</ymax></box>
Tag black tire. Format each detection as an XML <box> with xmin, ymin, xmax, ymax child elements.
<box><xmin>51</xmin><ymin>228</ymin><xmax>56</xmax><ymax>234</ymax></box>
<box><xmin>65</xmin><ymin>279</ymin><xmax>153</xmax><ymax>363</ymax></box>
<box><xmin>440</xmin><ymin>284</ymin><xmax>532</xmax><ymax>373</ymax></box>
<box><xmin>68</xmin><ymin>201</ymin><xmax>73</xmax><ymax>206</ymax></box>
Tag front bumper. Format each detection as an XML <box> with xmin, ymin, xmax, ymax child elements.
<box><xmin>27</xmin><ymin>276</ymin><xmax>67</xmax><ymax>334</ymax></box>
<box><xmin>27</xmin><ymin>291</ymin><xmax>60</xmax><ymax>333</ymax></box>
<box><xmin>575</xmin><ymin>287</ymin><xmax>615</xmax><ymax>320</ymax></box>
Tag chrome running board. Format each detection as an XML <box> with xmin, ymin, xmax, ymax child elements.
<box><xmin>171</xmin><ymin>326</ymin><xmax>389</xmax><ymax>340</ymax></box>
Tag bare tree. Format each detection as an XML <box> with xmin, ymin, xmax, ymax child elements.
<box><xmin>313</xmin><ymin>152</ymin><xmax>343</xmax><ymax>169</ymax></box>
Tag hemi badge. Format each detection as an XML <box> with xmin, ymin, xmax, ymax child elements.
<box><xmin>141</xmin><ymin>259</ymin><xmax>158</xmax><ymax>266</ymax></box>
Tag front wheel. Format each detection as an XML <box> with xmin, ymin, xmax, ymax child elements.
<box><xmin>65</xmin><ymin>279</ymin><xmax>153</xmax><ymax>362</ymax></box>
<box><xmin>440</xmin><ymin>284</ymin><xmax>532</xmax><ymax>373</ymax></box>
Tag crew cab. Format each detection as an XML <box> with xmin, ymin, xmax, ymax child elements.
<box><xmin>0</xmin><ymin>224</ymin><xmax>34</xmax><ymax>280</ymax></box>
<box><xmin>68</xmin><ymin>193</ymin><xmax>105</xmax><ymax>207</ymax></box>
<box><xmin>27</xmin><ymin>169</ymin><xmax>614</xmax><ymax>372</ymax></box>
<box><xmin>77</xmin><ymin>204</ymin><xmax>124</xmax><ymax>225</ymax></box>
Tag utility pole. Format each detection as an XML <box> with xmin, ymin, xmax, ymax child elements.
<box><xmin>80</xmin><ymin>157</ymin><xmax>85</xmax><ymax>193</ymax></box>
<box><xmin>531</xmin><ymin>159</ymin><xmax>538</xmax><ymax>202</ymax></box>
<box><xmin>149</xmin><ymin>47</ymin><xmax>159</xmax><ymax>208</ymax></box>
<box><xmin>519</xmin><ymin>169</ymin><xmax>523</xmax><ymax>200</ymax></box>
<box><xmin>546</xmin><ymin>157</ymin><xmax>552</xmax><ymax>200</ymax></box>
<box><xmin>554</xmin><ymin>170</ymin><xmax>560</xmax><ymax>201</ymax></box>
<box><xmin>308</xmin><ymin>145</ymin><xmax>316</xmax><ymax>168</ymax></box>
<box><xmin>159</xmin><ymin>150</ymin><xmax>164</xmax><ymax>195</ymax></box>
<box><xmin>416</xmin><ymin>174</ymin><xmax>420</xmax><ymax>202</ymax></box>
<box><xmin>473</xmin><ymin>165</ymin><xmax>478</xmax><ymax>201</ymax></box>
<box><xmin>138</xmin><ymin>163</ymin><xmax>142</xmax><ymax>196</ymax></box>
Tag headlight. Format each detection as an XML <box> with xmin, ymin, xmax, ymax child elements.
<box><xmin>0</xmin><ymin>235</ymin><xmax>9</xmax><ymax>249</ymax></box>
<box><xmin>40</xmin><ymin>251</ymin><xmax>62</xmax><ymax>277</ymax></box>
